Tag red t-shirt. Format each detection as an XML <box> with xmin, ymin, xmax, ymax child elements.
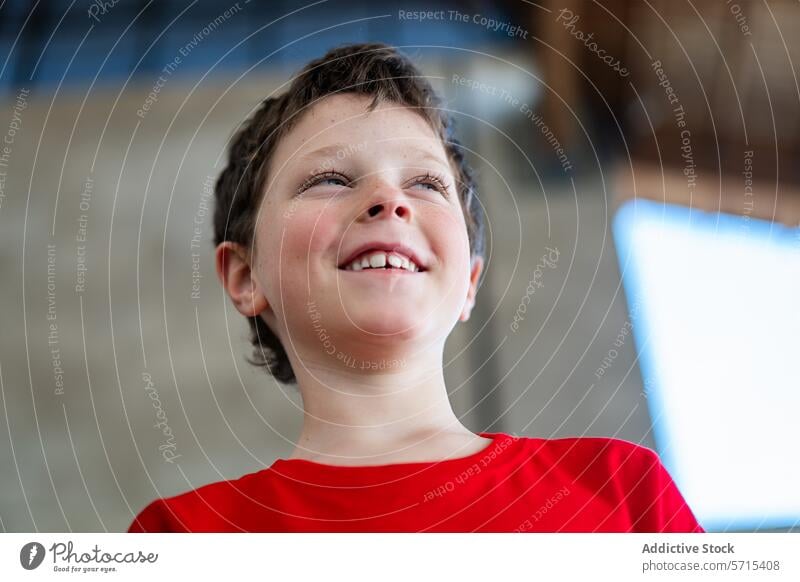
<box><xmin>128</xmin><ymin>432</ymin><xmax>704</xmax><ymax>533</ymax></box>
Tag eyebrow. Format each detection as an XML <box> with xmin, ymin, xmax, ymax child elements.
<box><xmin>375</xmin><ymin>137</ymin><xmax>453</xmax><ymax>172</ymax></box>
<box><xmin>411</xmin><ymin>150</ymin><xmax>452</xmax><ymax>173</ymax></box>
<box><xmin>300</xmin><ymin>143</ymin><xmax>353</xmax><ymax>161</ymax></box>
<box><xmin>300</xmin><ymin>143</ymin><xmax>451</xmax><ymax>172</ymax></box>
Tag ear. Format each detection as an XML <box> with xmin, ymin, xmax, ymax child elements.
<box><xmin>459</xmin><ymin>255</ymin><xmax>484</xmax><ymax>322</ymax></box>
<box><xmin>215</xmin><ymin>241</ymin><xmax>270</xmax><ymax>318</ymax></box>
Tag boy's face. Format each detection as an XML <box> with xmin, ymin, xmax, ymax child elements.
<box><xmin>235</xmin><ymin>94</ymin><xmax>482</xmax><ymax>365</ymax></box>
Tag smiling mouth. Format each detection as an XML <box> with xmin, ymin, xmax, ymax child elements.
<box><xmin>338</xmin><ymin>250</ymin><xmax>426</xmax><ymax>273</ymax></box>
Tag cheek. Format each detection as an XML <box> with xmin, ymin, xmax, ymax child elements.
<box><xmin>288</xmin><ymin>206</ymin><xmax>338</xmax><ymax>257</ymax></box>
<box><xmin>427</xmin><ymin>205</ymin><xmax>472</xmax><ymax>277</ymax></box>
<box><xmin>272</xmin><ymin>203</ymin><xmax>340</xmax><ymax>281</ymax></box>
<box><xmin>255</xmin><ymin>204</ymin><xmax>340</xmax><ymax>329</ymax></box>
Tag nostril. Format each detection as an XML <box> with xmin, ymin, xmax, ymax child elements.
<box><xmin>395</xmin><ymin>207</ymin><xmax>407</xmax><ymax>218</ymax></box>
<box><xmin>368</xmin><ymin>204</ymin><xmax>382</xmax><ymax>217</ymax></box>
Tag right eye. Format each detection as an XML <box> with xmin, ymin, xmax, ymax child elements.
<box><xmin>299</xmin><ymin>171</ymin><xmax>350</xmax><ymax>193</ymax></box>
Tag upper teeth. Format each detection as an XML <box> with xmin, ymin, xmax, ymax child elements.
<box><xmin>343</xmin><ymin>251</ymin><xmax>419</xmax><ymax>272</ymax></box>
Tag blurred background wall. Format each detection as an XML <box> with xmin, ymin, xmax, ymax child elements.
<box><xmin>1</xmin><ymin>0</ymin><xmax>798</xmax><ymax>532</ymax></box>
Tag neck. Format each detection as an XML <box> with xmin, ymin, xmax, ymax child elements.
<box><xmin>287</xmin><ymin>344</ymin><xmax>480</xmax><ymax>463</ymax></box>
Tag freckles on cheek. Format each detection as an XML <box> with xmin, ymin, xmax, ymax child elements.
<box><xmin>429</xmin><ymin>207</ymin><xmax>471</xmax><ymax>263</ymax></box>
<box><xmin>280</xmin><ymin>208</ymin><xmax>339</xmax><ymax>267</ymax></box>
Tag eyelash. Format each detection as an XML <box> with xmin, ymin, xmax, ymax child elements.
<box><xmin>297</xmin><ymin>169</ymin><xmax>452</xmax><ymax>198</ymax></box>
<box><xmin>298</xmin><ymin>171</ymin><xmax>348</xmax><ymax>193</ymax></box>
<box><xmin>409</xmin><ymin>172</ymin><xmax>452</xmax><ymax>198</ymax></box>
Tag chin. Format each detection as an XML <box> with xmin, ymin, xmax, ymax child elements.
<box><xmin>346</xmin><ymin>308</ymin><xmax>424</xmax><ymax>338</ymax></box>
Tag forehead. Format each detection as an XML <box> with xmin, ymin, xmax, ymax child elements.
<box><xmin>273</xmin><ymin>93</ymin><xmax>449</xmax><ymax>166</ymax></box>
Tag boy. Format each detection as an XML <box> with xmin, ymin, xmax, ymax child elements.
<box><xmin>128</xmin><ymin>43</ymin><xmax>703</xmax><ymax>533</ymax></box>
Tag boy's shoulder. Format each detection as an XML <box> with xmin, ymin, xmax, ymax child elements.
<box><xmin>513</xmin><ymin>433</ymin><xmax>666</xmax><ymax>480</ymax></box>
<box><xmin>165</xmin><ymin>464</ymin><xmax>271</xmax><ymax>505</ymax></box>
<box><xmin>515</xmin><ymin>433</ymin><xmax>659</xmax><ymax>460</ymax></box>
<box><xmin>128</xmin><ymin>466</ymin><xmax>271</xmax><ymax>532</ymax></box>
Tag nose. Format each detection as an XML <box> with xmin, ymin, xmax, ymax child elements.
<box><xmin>358</xmin><ymin>189</ymin><xmax>412</xmax><ymax>224</ymax></box>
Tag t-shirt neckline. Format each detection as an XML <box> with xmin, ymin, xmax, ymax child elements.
<box><xmin>271</xmin><ymin>431</ymin><xmax>510</xmax><ymax>472</ymax></box>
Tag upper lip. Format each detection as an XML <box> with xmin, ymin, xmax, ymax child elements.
<box><xmin>337</xmin><ymin>241</ymin><xmax>428</xmax><ymax>271</ymax></box>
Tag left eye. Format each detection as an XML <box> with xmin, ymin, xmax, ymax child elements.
<box><xmin>408</xmin><ymin>175</ymin><xmax>450</xmax><ymax>197</ymax></box>
<box><xmin>319</xmin><ymin>177</ymin><xmax>347</xmax><ymax>187</ymax></box>
<box><xmin>412</xmin><ymin>181</ymin><xmax>439</xmax><ymax>191</ymax></box>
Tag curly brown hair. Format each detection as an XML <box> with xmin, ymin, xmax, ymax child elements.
<box><xmin>213</xmin><ymin>42</ymin><xmax>485</xmax><ymax>384</ymax></box>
